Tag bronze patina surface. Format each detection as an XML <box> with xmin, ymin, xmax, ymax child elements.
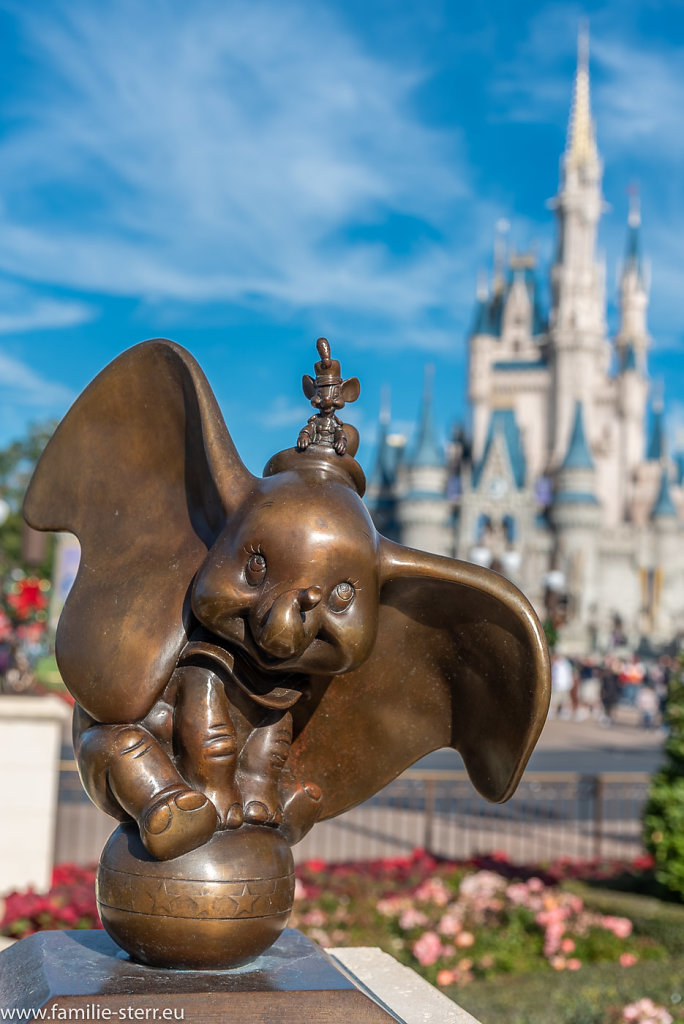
<box><xmin>23</xmin><ymin>337</ymin><xmax>551</xmax><ymax>970</ymax></box>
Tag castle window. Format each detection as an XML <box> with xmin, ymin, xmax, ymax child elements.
<box><xmin>502</xmin><ymin>514</ymin><xmax>517</xmax><ymax>544</ymax></box>
<box><xmin>475</xmin><ymin>513</ymin><xmax>492</xmax><ymax>543</ymax></box>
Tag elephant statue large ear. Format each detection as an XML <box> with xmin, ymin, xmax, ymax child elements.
<box><xmin>23</xmin><ymin>340</ymin><xmax>255</xmax><ymax>724</ymax></box>
<box><xmin>289</xmin><ymin>538</ymin><xmax>551</xmax><ymax>817</ymax></box>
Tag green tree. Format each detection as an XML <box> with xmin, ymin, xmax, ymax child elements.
<box><xmin>0</xmin><ymin>420</ymin><xmax>56</xmax><ymax>580</ymax></box>
<box><xmin>643</xmin><ymin>657</ymin><xmax>684</xmax><ymax>900</ymax></box>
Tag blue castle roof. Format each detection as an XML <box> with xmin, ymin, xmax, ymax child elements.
<box><xmin>470</xmin><ymin>265</ymin><xmax>547</xmax><ymax>340</ymax></box>
<box><xmin>411</xmin><ymin>371</ymin><xmax>442</xmax><ymax>468</ymax></box>
<box><xmin>472</xmin><ymin>408</ymin><xmax>526</xmax><ymax>490</ymax></box>
<box><xmin>369</xmin><ymin>419</ymin><xmax>395</xmax><ymax>491</ymax></box>
<box><xmin>561</xmin><ymin>401</ymin><xmax>594</xmax><ymax>470</ymax></box>
<box><xmin>652</xmin><ymin>466</ymin><xmax>677</xmax><ymax>520</ymax></box>
<box><xmin>620</xmin><ymin>344</ymin><xmax>638</xmax><ymax>373</ymax></box>
<box><xmin>675</xmin><ymin>452</ymin><xmax>684</xmax><ymax>486</ymax></box>
<box><xmin>626</xmin><ymin>221</ymin><xmax>641</xmax><ymax>269</ymax></box>
<box><xmin>625</xmin><ymin>212</ymin><xmax>644</xmax><ymax>284</ymax></box>
<box><xmin>647</xmin><ymin>407</ymin><xmax>665</xmax><ymax>462</ymax></box>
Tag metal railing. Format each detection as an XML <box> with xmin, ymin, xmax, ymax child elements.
<box><xmin>55</xmin><ymin>763</ymin><xmax>651</xmax><ymax>867</ymax></box>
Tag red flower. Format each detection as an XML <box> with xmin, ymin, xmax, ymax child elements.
<box><xmin>6</xmin><ymin>577</ymin><xmax>49</xmax><ymax>623</ymax></box>
<box><xmin>304</xmin><ymin>859</ymin><xmax>327</xmax><ymax>874</ymax></box>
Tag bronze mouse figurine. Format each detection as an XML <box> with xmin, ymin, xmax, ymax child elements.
<box><xmin>23</xmin><ymin>338</ymin><xmax>550</xmax><ymax>970</ymax></box>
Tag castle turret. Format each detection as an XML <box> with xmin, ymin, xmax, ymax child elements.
<box><xmin>615</xmin><ymin>195</ymin><xmax>651</xmax><ymax>517</ymax></box>
<box><xmin>397</xmin><ymin>366</ymin><xmax>451</xmax><ymax>555</ymax></box>
<box><xmin>651</xmin><ymin>466</ymin><xmax>677</xmax><ymax>521</ymax></box>
<box><xmin>548</xmin><ymin>28</ymin><xmax>607</xmax><ymax>465</ymax></box>
<box><xmin>552</xmin><ymin>401</ymin><xmax>601</xmax><ymax>632</ymax></box>
<box><xmin>366</xmin><ymin>391</ymin><xmax>401</xmax><ymax>540</ymax></box>
<box><xmin>647</xmin><ymin>466</ymin><xmax>680</xmax><ymax>638</ymax></box>
<box><xmin>617</xmin><ymin>192</ymin><xmax>649</xmax><ymax>355</ymax></box>
<box><xmin>646</xmin><ymin>401</ymin><xmax>666</xmax><ymax>463</ymax></box>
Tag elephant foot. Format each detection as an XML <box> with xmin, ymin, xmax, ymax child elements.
<box><xmin>279</xmin><ymin>781</ymin><xmax>323</xmax><ymax>844</ymax></box>
<box><xmin>243</xmin><ymin>798</ymin><xmax>283</xmax><ymax>827</ymax></box>
<box><xmin>206</xmin><ymin>784</ymin><xmax>244</xmax><ymax>830</ymax></box>
<box><xmin>140</xmin><ymin>788</ymin><xmax>218</xmax><ymax>860</ymax></box>
<box><xmin>225</xmin><ymin>802</ymin><xmax>245</xmax><ymax>829</ymax></box>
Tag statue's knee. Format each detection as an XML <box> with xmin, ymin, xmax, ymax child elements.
<box><xmin>78</xmin><ymin>724</ymin><xmax>151</xmax><ymax>775</ymax></box>
<box><xmin>111</xmin><ymin>725</ymin><xmax>151</xmax><ymax>757</ymax></box>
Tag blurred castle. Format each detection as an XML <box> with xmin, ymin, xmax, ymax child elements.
<box><xmin>367</xmin><ymin>36</ymin><xmax>684</xmax><ymax>652</ymax></box>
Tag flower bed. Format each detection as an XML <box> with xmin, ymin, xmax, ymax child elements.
<box><xmin>0</xmin><ymin>863</ymin><xmax>100</xmax><ymax>938</ymax></box>
<box><xmin>292</xmin><ymin>851</ymin><xmax>667</xmax><ymax>985</ymax></box>
<box><xmin>1</xmin><ymin>851</ymin><xmax>681</xmax><ymax>1022</ymax></box>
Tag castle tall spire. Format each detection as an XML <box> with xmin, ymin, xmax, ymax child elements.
<box><xmin>566</xmin><ymin>25</ymin><xmax>599</xmax><ymax>171</ymax></box>
<box><xmin>549</xmin><ymin>23</ymin><xmax>606</xmax><ymax>467</ymax></box>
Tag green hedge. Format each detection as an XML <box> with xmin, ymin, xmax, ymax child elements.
<box><xmin>644</xmin><ymin>663</ymin><xmax>684</xmax><ymax>899</ymax></box>
<box><xmin>454</xmin><ymin>957</ymin><xmax>684</xmax><ymax>1024</ymax></box>
<box><xmin>564</xmin><ymin>882</ymin><xmax>684</xmax><ymax>954</ymax></box>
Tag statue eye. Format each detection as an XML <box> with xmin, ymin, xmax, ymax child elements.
<box><xmin>246</xmin><ymin>553</ymin><xmax>267</xmax><ymax>586</ymax></box>
<box><xmin>329</xmin><ymin>581</ymin><xmax>355</xmax><ymax>613</ymax></box>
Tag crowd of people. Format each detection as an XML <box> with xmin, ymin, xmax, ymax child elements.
<box><xmin>550</xmin><ymin>650</ymin><xmax>674</xmax><ymax>729</ymax></box>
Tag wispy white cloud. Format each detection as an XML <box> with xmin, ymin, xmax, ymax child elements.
<box><xmin>591</xmin><ymin>38</ymin><xmax>684</xmax><ymax>162</ymax></box>
<box><xmin>0</xmin><ymin>348</ymin><xmax>74</xmax><ymax>407</ymax></box>
<box><xmin>266</xmin><ymin>395</ymin><xmax>307</xmax><ymax>428</ymax></box>
<box><xmin>0</xmin><ymin>275</ymin><xmax>94</xmax><ymax>336</ymax></box>
<box><xmin>0</xmin><ymin>298</ymin><xmax>93</xmax><ymax>335</ymax></box>
<box><xmin>0</xmin><ymin>0</ymin><xmax>471</xmax><ymax>330</ymax></box>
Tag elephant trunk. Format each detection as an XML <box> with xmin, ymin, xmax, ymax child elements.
<box><xmin>255</xmin><ymin>587</ymin><xmax>321</xmax><ymax>660</ymax></box>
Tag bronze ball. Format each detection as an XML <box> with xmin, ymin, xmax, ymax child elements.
<box><xmin>96</xmin><ymin>823</ymin><xmax>295</xmax><ymax>970</ymax></box>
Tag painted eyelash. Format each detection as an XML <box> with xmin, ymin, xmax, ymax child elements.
<box><xmin>243</xmin><ymin>542</ymin><xmax>264</xmax><ymax>557</ymax></box>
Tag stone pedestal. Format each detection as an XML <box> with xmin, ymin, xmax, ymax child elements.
<box><xmin>330</xmin><ymin>947</ymin><xmax>482</xmax><ymax>1024</ymax></box>
<box><xmin>0</xmin><ymin>930</ymin><xmax>402</xmax><ymax>1022</ymax></box>
<box><xmin>0</xmin><ymin>696</ymin><xmax>69</xmax><ymax>894</ymax></box>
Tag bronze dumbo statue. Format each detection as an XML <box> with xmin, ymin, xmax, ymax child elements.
<box><xmin>24</xmin><ymin>337</ymin><xmax>550</xmax><ymax>969</ymax></box>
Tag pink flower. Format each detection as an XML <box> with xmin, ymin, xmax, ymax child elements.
<box><xmin>376</xmin><ymin>897</ymin><xmax>402</xmax><ymax>917</ymax></box>
<box><xmin>506</xmin><ymin>883</ymin><xmax>532</xmax><ymax>905</ymax></box>
<box><xmin>414</xmin><ymin>877</ymin><xmax>450</xmax><ymax>906</ymax></box>
<box><xmin>399</xmin><ymin>908</ymin><xmax>428</xmax><ymax>931</ymax></box>
<box><xmin>437</xmin><ymin>913</ymin><xmax>462</xmax><ymax>936</ymax></box>
<box><xmin>619</xmin><ymin>952</ymin><xmax>638</xmax><ymax>967</ymax></box>
<box><xmin>436</xmin><ymin>969</ymin><xmax>454</xmax><ymax>987</ymax></box>
<box><xmin>550</xmin><ymin>957</ymin><xmax>566</xmax><ymax>970</ymax></box>
<box><xmin>560</xmin><ymin>938</ymin><xmax>576</xmax><ymax>954</ymax></box>
<box><xmin>459</xmin><ymin>872</ymin><xmax>504</xmax><ymax>900</ymax></box>
<box><xmin>622</xmin><ymin>998</ymin><xmax>672</xmax><ymax>1024</ymax></box>
<box><xmin>602</xmin><ymin>915</ymin><xmax>633</xmax><ymax>939</ymax></box>
<box><xmin>307</xmin><ymin>927</ymin><xmax>331</xmax><ymax>947</ymax></box>
<box><xmin>455</xmin><ymin>931</ymin><xmax>475</xmax><ymax>948</ymax></box>
<box><xmin>566</xmin><ymin>958</ymin><xmax>582</xmax><ymax>971</ymax></box>
<box><xmin>302</xmin><ymin>908</ymin><xmax>327</xmax><ymax>927</ymax></box>
<box><xmin>412</xmin><ymin>931</ymin><xmax>443</xmax><ymax>967</ymax></box>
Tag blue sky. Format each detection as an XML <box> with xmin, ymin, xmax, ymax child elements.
<box><xmin>0</xmin><ymin>0</ymin><xmax>683</xmax><ymax>476</ymax></box>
